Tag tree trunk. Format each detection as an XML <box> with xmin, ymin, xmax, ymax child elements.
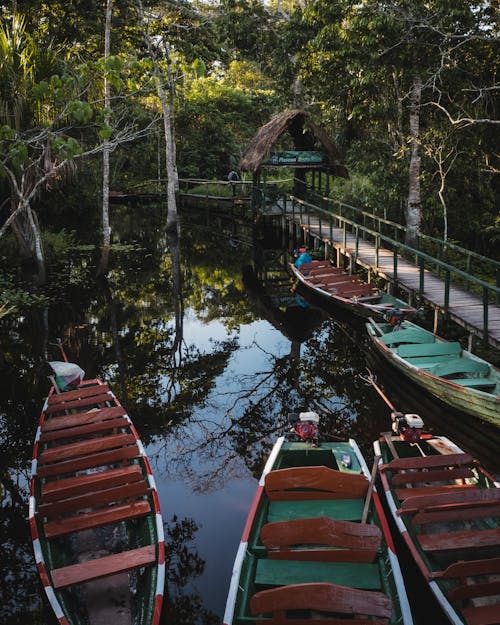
<box><xmin>27</xmin><ymin>205</ymin><xmax>46</xmax><ymax>284</ymax></box>
<box><xmin>137</xmin><ymin>0</ymin><xmax>179</xmax><ymax>232</ymax></box>
<box><xmin>98</xmin><ymin>0</ymin><xmax>113</xmax><ymax>276</ymax></box>
<box><xmin>405</xmin><ymin>74</ymin><xmax>422</xmax><ymax>247</ymax></box>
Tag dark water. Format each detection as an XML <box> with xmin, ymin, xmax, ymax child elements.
<box><xmin>1</xmin><ymin>203</ymin><xmax>499</xmax><ymax>625</ymax></box>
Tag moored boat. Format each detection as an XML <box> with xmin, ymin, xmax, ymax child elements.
<box><xmin>290</xmin><ymin>259</ymin><xmax>415</xmax><ymax>319</ymax></box>
<box><xmin>365</xmin><ymin>318</ymin><xmax>500</xmax><ymax>425</ymax></box>
<box><xmin>223</xmin><ymin>412</ymin><xmax>414</xmax><ymax>625</ymax></box>
<box><xmin>29</xmin><ymin>360</ymin><xmax>165</xmax><ymax>625</ymax></box>
<box><xmin>374</xmin><ymin>429</ymin><xmax>500</xmax><ymax>625</ymax></box>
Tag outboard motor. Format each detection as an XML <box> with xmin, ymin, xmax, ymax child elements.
<box><xmin>391</xmin><ymin>411</ymin><xmax>424</xmax><ymax>443</ymax></box>
<box><xmin>289</xmin><ymin>410</ymin><xmax>319</xmax><ymax>444</ymax></box>
<box><xmin>385</xmin><ymin>308</ymin><xmax>406</xmax><ymax>329</ymax></box>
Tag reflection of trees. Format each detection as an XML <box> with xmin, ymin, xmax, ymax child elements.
<box><xmin>168</xmin><ymin>318</ymin><xmax>391</xmax><ymax>488</ymax></box>
<box><xmin>162</xmin><ymin>516</ymin><xmax>218</xmax><ymax>625</ymax></box>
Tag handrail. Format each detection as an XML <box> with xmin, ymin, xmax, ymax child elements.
<box><xmin>284</xmin><ymin>193</ymin><xmax>499</xmax><ymax>339</ymax></box>
<box><xmin>309</xmin><ymin>190</ymin><xmax>500</xmax><ymax>272</ymax></box>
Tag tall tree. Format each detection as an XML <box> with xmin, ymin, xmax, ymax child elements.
<box><xmin>98</xmin><ymin>0</ymin><xmax>113</xmax><ymax>275</ymax></box>
<box><xmin>137</xmin><ymin>0</ymin><xmax>179</xmax><ymax>232</ymax></box>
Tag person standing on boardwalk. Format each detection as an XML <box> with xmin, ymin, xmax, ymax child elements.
<box><xmin>227</xmin><ymin>170</ymin><xmax>239</xmax><ymax>196</ymax></box>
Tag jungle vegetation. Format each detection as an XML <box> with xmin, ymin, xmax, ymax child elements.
<box><xmin>0</xmin><ymin>0</ymin><xmax>498</xmax><ymax>295</ymax></box>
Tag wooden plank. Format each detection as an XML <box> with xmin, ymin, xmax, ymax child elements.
<box><xmin>449</xmin><ymin>580</ymin><xmax>500</xmax><ymax>602</ymax></box>
<box><xmin>436</xmin><ymin>557</ymin><xmax>500</xmax><ymax>579</ymax></box>
<box><xmin>381</xmin><ymin>452</ymin><xmax>474</xmax><ymax>472</ymax></box>
<box><xmin>250</xmin><ymin>582</ymin><xmax>392</xmax><ymax>620</ymax></box>
<box><xmin>44</xmin><ymin>500</ymin><xmax>151</xmax><ymax>538</ymax></box>
<box><xmin>265</xmin><ymin>466</ymin><xmax>368</xmax><ymax>501</ymax></box>
<box><xmin>395</xmin><ymin>484</ymin><xmax>475</xmax><ymax>500</ymax></box>
<box><xmin>39</xmin><ymin>433</ymin><xmax>136</xmax><ymax>464</ymax></box>
<box><xmin>38</xmin><ymin>481</ymin><xmax>149</xmax><ymax>518</ymax></box>
<box><xmin>390</xmin><ymin>467</ymin><xmax>475</xmax><ymax>486</ymax></box>
<box><xmin>260</xmin><ymin>517</ymin><xmax>380</xmax><ymax>563</ymax></box>
<box><xmin>398</xmin><ymin>487</ymin><xmax>500</xmax><ymax>514</ymax></box>
<box><xmin>48</xmin><ymin>384</ymin><xmax>110</xmax><ymax>405</ymax></box>
<box><xmin>44</xmin><ymin>392</ymin><xmax>116</xmax><ymax>415</ymax></box>
<box><xmin>41</xmin><ymin>464</ymin><xmax>143</xmax><ymax>502</ymax></box>
<box><xmin>413</xmin><ymin>503</ymin><xmax>500</xmax><ymax>526</ymax></box>
<box><xmin>41</xmin><ymin>406</ymin><xmax>126</xmax><ymax>432</ymax></box>
<box><xmin>461</xmin><ymin>603</ymin><xmax>500</xmax><ymax>625</ymax></box>
<box><xmin>37</xmin><ymin>445</ymin><xmax>140</xmax><ymax>478</ymax></box>
<box><xmin>39</xmin><ymin>416</ymin><xmax>130</xmax><ymax>443</ymax></box>
<box><xmin>51</xmin><ymin>544</ymin><xmax>157</xmax><ymax>589</ymax></box>
<box><xmin>418</xmin><ymin>528</ymin><xmax>500</xmax><ymax>552</ymax></box>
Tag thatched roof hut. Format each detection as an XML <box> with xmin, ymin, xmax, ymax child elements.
<box><xmin>239</xmin><ymin>108</ymin><xmax>348</xmax><ymax>178</ymax></box>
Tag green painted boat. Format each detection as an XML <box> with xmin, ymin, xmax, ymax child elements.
<box><xmin>223</xmin><ymin>433</ymin><xmax>414</xmax><ymax>625</ymax></box>
<box><xmin>290</xmin><ymin>259</ymin><xmax>416</xmax><ymax>319</ymax></box>
<box><xmin>374</xmin><ymin>432</ymin><xmax>500</xmax><ymax>625</ymax></box>
<box><xmin>366</xmin><ymin>319</ymin><xmax>500</xmax><ymax>425</ymax></box>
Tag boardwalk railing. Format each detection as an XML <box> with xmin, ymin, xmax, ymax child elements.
<box><xmin>308</xmin><ymin>190</ymin><xmax>500</xmax><ymax>293</ymax></box>
<box><xmin>283</xmin><ymin>194</ymin><xmax>500</xmax><ymax>338</ymax></box>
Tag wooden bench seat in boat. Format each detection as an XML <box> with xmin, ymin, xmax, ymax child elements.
<box><xmin>395</xmin><ymin>341</ymin><xmax>462</xmax><ymax>359</ymax></box>
<box><xmin>299</xmin><ymin>261</ymin><xmax>333</xmax><ymax>272</ymax></box>
<box><xmin>41</xmin><ymin>464</ymin><xmax>144</xmax><ymax>502</ymax></box>
<box><xmin>260</xmin><ymin>517</ymin><xmax>381</xmax><ymax>562</ymax></box>
<box><xmin>255</xmin><ymin>559</ymin><xmax>382</xmax><ymax>591</ymax></box>
<box><xmin>307</xmin><ymin>267</ymin><xmax>345</xmax><ymax>278</ymax></box>
<box><xmin>436</xmin><ymin>558</ymin><xmax>500</xmax><ymax>625</ymax></box>
<box><xmin>38</xmin><ymin>433</ymin><xmax>137</xmax><ymax>465</ymax></box>
<box><xmin>461</xmin><ymin>604</ymin><xmax>500</xmax><ymax>625</ymax></box>
<box><xmin>41</xmin><ymin>406</ymin><xmax>127</xmax><ymax>432</ymax></box>
<box><xmin>310</xmin><ymin>275</ymin><xmax>357</xmax><ymax>287</ymax></box>
<box><xmin>50</xmin><ymin>544</ymin><xmax>156</xmax><ymax>589</ymax></box>
<box><xmin>379</xmin><ymin>329</ymin><xmax>433</xmax><ymax>346</ymax></box>
<box><xmin>333</xmin><ymin>284</ymin><xmax>378</xmax><ymax>297</ymax></box>
<box><xmin>38</xmin><ymin>480</ymin><xmax>150</xmax><ymax>517</ymax></box>
<box><xmin>395</xmin><ymin>484</ymin><xmax>475</xmax><ymax>500</ymax></box>
<box><xmin>418</xmin><ymin>527</ymin><xmax>500</xmax><ymax>552</ymax></box>
<box><xmin>267</xmin><ymin>499</ymin><xmax>365</xmax><ymax>524</ymax></box>
<box><xmin>44</xmin><ymin>499</ymin><xmax>151</xmax><ymax>538</ymax></box>
<box><xmin>44</xmin><ymin>392</ymin><xmax>116</xmax><ymax>415</ymax></box>
<box><xmin>250</xmin><ymin>582</ymin><xmax>392</xmax><ymax>624</ymax></box>
<box><xmin>39</xmin><ymin>416</ymin><xmax>130</xmax><ymax>443</ymax></box>
<box><xmin>36</xmin><ymin>444</ymin><xmax>141</xmax><ymax>478</ymax></box>
<box><xmin>390</xmin><ymin>466</ymin><xmax>475</xmax><ymax>486</ymax></box>
<box><xmin>264</xmin><ymin>466</ymin><xmax>368</xmax><ymax>501</ymax></box>
<box><xmin>430</xmin><ymin>359</ymin><xmax>490</xmax><ymax>378</ymax></box>
<box><xmin>397</xmin><ymin>488</ymin><xmax>500</xmax><ymax>521</ymax></box>
<box><xmin>380</xmin><ymin>452</ymin><xmax>475</xmax><ymax>473</ymax></box>
<box><xmin>47</xmin><ymin>384</ymin><xmax>111</xmax><ymax>405</ymax></box>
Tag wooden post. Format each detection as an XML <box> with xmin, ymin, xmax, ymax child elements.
<box><xmin>361</xmin><ymin>455</ymin><xmax>381</xmax><ymax>524</ymax></box>
<box><xmin>433</xmin><ymin>308</ymin><xmax>439</xmax><ymax>334</ymax></box>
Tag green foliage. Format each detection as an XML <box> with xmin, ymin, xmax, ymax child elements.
<box><xmin>51</xmin><ymin>135</ymin><xmax>82</xmax><ymax>159</ymax></box>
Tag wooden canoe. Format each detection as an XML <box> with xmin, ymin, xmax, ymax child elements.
<box><xmin>223</xmin><ymin>436</ymin><xmax>414</xmax><ymax>625</ymax></box>
<box><xmin>374</xmin><ymin>432</ymin><xmax>500</xmax><ymax>625</ymax></box>
<box><xmin>366</xmin><ymin>319</ymin><xmax>500</xmax><ymax>425</ymax></box>
<box><xmin>29</xmin><ymin>377</ymin><xmax>165</xmax><ymax>625</ymax></box>
<box><xmin>290</xmin><ymin>259</ymin><xmax>415</xmax><ymax>319</ymax></box>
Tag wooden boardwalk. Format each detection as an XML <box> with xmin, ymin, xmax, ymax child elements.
<box><xmin>283</xmin><ymin>209</ymin><xmax>500</xmax><ymax>350</ymax></box>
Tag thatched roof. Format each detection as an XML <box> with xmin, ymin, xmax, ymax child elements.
<box><xmin>239</xmin><ymin>109</ymin><xmax>348</xmax><ymax>177</ymax></box>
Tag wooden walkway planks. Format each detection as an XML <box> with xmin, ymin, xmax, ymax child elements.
<box><xmin>285</xmin><ymin>210</ymin><xmax>500</xmax><ymax>348</ymax></box>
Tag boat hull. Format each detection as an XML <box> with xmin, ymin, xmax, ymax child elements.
<box><xmin>290</xmin><ymin>261</ymin><xmax>412</xmax><ymax>319</ymax></box>
<box><xmin>374</xmin><ymin>434</ymin><xmax>500</xmax><ymax>625</ymax></box>
<box><xmin>223</xmin><ymin>436</ymin><xmax>413</xmax><ymax>625</ymax></box>
<box><xmin>366</xmin><ymin>320</ymin><xmax>500</xmax><ymax>424</ymax></box>
<box><xmin>29</xmin><ymin>378</ymin><xmax>165</xmax><ymax>625</ymax></box>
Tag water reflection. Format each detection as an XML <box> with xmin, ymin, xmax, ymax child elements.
<box><xmin>0</xmin><ymin>203</ymin><xmax>498</xmax><ymax>625</ymax></box>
